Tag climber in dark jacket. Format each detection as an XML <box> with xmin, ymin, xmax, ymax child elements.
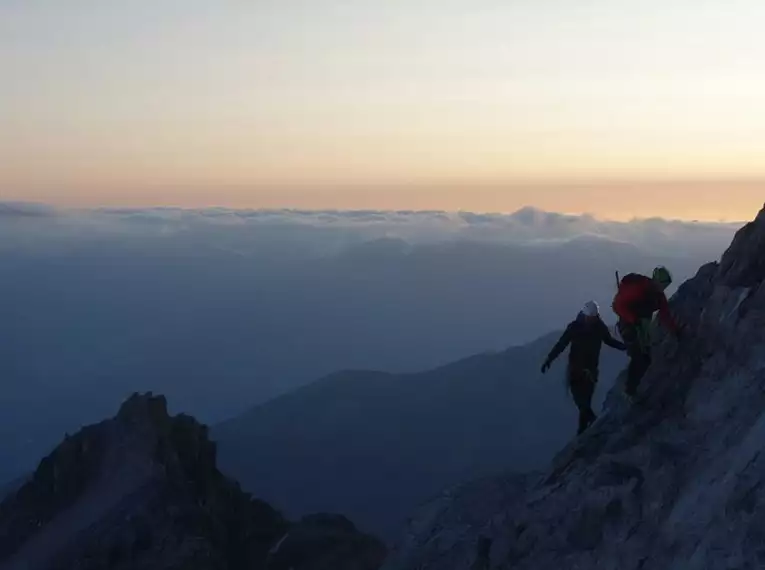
<box><xmin>541</xmin><ymin>301</ymin><xmax>626</xmax><ymax>435</ymax></box>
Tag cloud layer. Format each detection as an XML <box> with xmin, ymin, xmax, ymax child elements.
<box><xmin>0</xmin><ymin>202</ymin><xmax>744</xmax><ymax>259</ymax></box>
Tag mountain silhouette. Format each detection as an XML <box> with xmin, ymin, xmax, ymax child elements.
<box><xmin>214</xmin><ymin>332</ymin><xmax>626</xmax><ymax>538</ymax></box>
<box><xmin>0</xmin><ymin>393</ymin><xmax>385</xmax><ymax>570</ymax></box>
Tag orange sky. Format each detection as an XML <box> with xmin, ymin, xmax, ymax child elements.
<box><xmin>2</xmin><ymin>1</ymin><xmax>765</xmax><ymax>221</ymax></box>
<box><xmin>14</xmin><ymin>179</ymin><xmax>758</xmax><ymax>222</ymax></box>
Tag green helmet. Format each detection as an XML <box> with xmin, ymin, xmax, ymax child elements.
<box><xmin>652</xmin><ymin>266</ymin><xmax>672</xmax><ymax>289</ymax></box>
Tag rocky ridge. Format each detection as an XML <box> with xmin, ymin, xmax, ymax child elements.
<box><xmin>0</xmin><ymin>393</ymin><xmax>385</xmax><ymax>570</ymax></box>
<box><xmin>385</xmin><ymin>204</ymin><xmax>765</xmax><ymax>570</ymax></box>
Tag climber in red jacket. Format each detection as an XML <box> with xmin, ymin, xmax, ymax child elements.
<box><xmin>612</xmin><ymin>266</ymin><xmax>681</xmax><ymax>399</ymax></box>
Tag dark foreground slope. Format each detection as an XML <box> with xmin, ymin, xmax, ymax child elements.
<box><xmin>384</xmin><ymin>204</ymin><xmax>765</xmax><ymax>570</ymax></box>
<box><xmin>215</xmin><ymin>334</ymin><xmax>626</xmax><ymax>538</ymax></box>
<box><xmin>0</xmin><ymin>393</ymin><xmax>385</xmax><ymax>570</ymax></box>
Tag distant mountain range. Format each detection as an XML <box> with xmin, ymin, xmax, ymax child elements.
<box><xmin>0</xmin><ymin>204</ymin><xmax>748</xmax><ymax>568</ymax></box>
<box><xmin>0</xmin><ymin>224</ymin><xmax>711</xmax><ymax>486</ymax></box>
<box><xmin>214</xmin><ymin>331</ymin><xmax>627</xmax><ymax>538</ymax></box>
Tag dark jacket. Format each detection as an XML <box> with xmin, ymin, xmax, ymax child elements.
<box><xmin>544</xmin><ymin>314</ymin><xmax>626</xmax><ymax>372</ymax></box>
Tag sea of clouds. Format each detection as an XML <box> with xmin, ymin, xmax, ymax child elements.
<box><xmin>0</xmin><ymin>201</ymin><xmax>744</xmax><ymax>258</ymax></box>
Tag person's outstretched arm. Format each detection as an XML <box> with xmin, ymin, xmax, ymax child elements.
<box><xmin>656</xmin><ymin>292</ymin><xmax>680</xmax><ymax>334</ymax></box>
<box><xmin>600</xmin><ymin>321</ymin><xmax>626</xmax><ymax>351</ymax></box>
<box><xmin>542</xmin><ymin>324</ymin><xmax>573</xmax><ymax>372</ymax></box>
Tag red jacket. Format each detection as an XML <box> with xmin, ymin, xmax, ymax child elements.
<box><xmin>612</xmin><ymin>273</ymin><xmax>678</xmax><ymax>332</ymax></box>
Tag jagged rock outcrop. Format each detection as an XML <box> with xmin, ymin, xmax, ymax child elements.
<box><xmin>0</xmin><ymin>393</ymin><xmax>385</xmax><ymax>570</ymax></box>
<box><xmin>385</xmin><ymin>205</ymin><xmax>765</xmax><ymax>570</ymax></box>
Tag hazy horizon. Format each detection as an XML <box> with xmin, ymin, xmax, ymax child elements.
<box><xmin>2</xmin><ymin>192</ymin><xmax>760</xmax><ymax>224</ymax></box>
<box><xmin>3</xmin><ymin>1</ymin><xmax>765</xmax><ymax>220</ymax></box>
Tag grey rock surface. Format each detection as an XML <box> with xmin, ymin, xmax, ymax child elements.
<box><xmin>385</xmin><ymin>205</ymin><xmax>765</xmax><ymax>570</ymax></box>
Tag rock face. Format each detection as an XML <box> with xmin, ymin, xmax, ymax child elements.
<box><xmin>385</xmin><ymin>205</ymin><xmax>765</xmax><ymax>570</ymax></box>
<box><xmin>0</xmin><ymin>393</ymin><xmax>385</xmax><ymax>570</ymax></box>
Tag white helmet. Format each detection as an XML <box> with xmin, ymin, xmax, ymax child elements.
<box><xmin>582</xmin><ymin>301</ymin><xmax>600</xmax><ymax>318</ymax></box>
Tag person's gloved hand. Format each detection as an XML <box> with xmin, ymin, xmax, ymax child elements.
<box><xmin>541</xmin><ymin>361</ymin><xmax>551</xmax><ymax>374</ymax></box>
